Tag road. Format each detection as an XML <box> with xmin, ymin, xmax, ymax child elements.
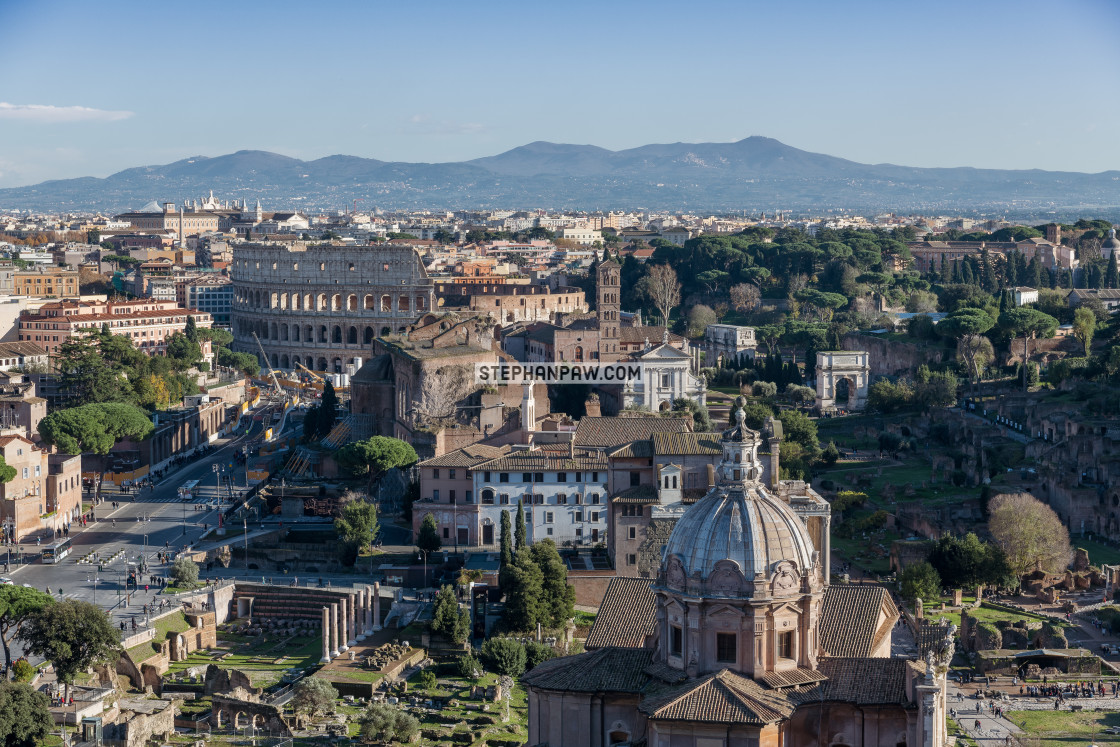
<box><xmin>7</xmin><ymin>404</ymin><xmax>277</xmax><ymax>637</ymax></box>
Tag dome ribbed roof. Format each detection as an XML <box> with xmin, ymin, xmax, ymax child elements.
<box><xmin>662</xmin><ymin>484</ymin><xmax>816</xmax><ymax>583</ymax></box>
<box><xmin>1103</xmin><ymin>228</ymin><xmax>1120</xmax><ymax>250</ymax></box>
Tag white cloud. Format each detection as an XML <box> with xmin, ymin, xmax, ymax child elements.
<box><xmin>0</xmin><ymin>102</ymin><xmax>133</xmax><ymax>123</ymax></box>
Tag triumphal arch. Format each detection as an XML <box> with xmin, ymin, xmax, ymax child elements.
<box><xmin>815</xmin><ymin>350</ymin><xmax>869</xmax><ymax>411</ymax></box>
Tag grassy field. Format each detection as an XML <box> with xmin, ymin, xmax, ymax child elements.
<box><xmin>928</xmin><ymin>602</ymin><xmax>1056</xmax><ymax>632</ymax></box>
<box><xmin>398</xmin><ymin>669</ymin><xmax>529</xmax><ymax>746</ymax></box>
<box><xmin>1006</xmin><ymin>709</ymin><xmax>1120</xmax><ymax>745</ymax></box>
<box><xmin>125</xmin><ymin>611</ymin><xmax>193</xmax><ymax>663</ymax></box>
<box><xmin>817</xmin><ymin>454</ymin><xmax>979</xmax><ymax>509</ymax></box>
<box><xmin>165</xmin><ymin>627</ymin><xmax>322</xmax><ymax>688</ymax></box>
<box><xmin>1074</xmin><ymin>538</ymin><xmax>1120</xmax><ymax>566</ymax></box>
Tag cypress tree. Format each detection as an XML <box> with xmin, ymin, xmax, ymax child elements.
<box><xmin>514</xmin><ymin>498</ymin><xmax>527</xmax><ymax>550</ymax></box>
<box><xmin>499</xmin><ymin>510</ymin><xmax>513</xmax><ymax>593</ymax></box>
<box><xmin>530</xmin><ymin>539</ymin><xmax>576</xmax><ymax>627</ymax></box>
<box><xmin>320</xmin><ymin>380</ymin><xmax>338</xmax><ymax>437</ymax></box>
<box><xmin>1107</xmin><ymin>252</ymin><xmax>1118</xmax><ymax>289</ymax></box>
<box><xmin>502</xmin><ymin>547</ymin><xmax>545</xmax><ymax>631</ymax></box>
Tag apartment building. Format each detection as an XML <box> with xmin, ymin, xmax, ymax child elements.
<box><xmin>17</xmin><ymin>299</ymin><xmax>212</xmax><ymax>355</ymax></box>
<box><xmin>13</xmin><ymin>268</ymin><xmax>79</xmax><ymax>298</ymax></box>
<box><xmin>0</xmin><ymin>435</ymin><xmax>82</xmax><ymax>542</ymax></box>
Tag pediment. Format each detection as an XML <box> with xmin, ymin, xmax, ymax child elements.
<box><xmin>637</xmin><ymin>344</ymin><xmax>691</xmax><ymax>360</ymax></box>
<box><xmin>706</xmin><ymin>604</ymin><xmax>744</xmax><ymax>618</ymax></box>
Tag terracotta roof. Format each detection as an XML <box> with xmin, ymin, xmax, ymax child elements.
<box><xmin>608</xmin><ymin>439</ymin><xmax>653</xmax><ymax>459</ymax></box>
<box><xmin>586</xmin><ymin>577</ymin><xmax>657</xmax><ymax>650</ymax></box>
<box><xmin>573</xmin><ymin>416</ymin><xmax>690</xmax><ymax>448</ymax></box>
<box><xmin>757</xmin><ymin>667</ymin><xmax>827</xmax><ymax>689</ymax></box>
<box><xmin>521</xmin><ymin>646</ymin><xmax>651</xmax><ymax>693</ymax></box>
<box><xmin>652</xmin><ymin>431</ymin><xmax>721</xmax><ymax>456</ymax></box>
<box><xmin>0</xmin><ymin>341</ymin><xmax>47</xmax><ymax>357</ymax></box>
<box><xmin>640</xmin><ymin>670</ymin><xmax>794</xmax><ymax>725</ymax></box>
<box><xmin>644</xmin><ymin>658</ymin><xmax>689</xmax><ymax>685</ymax></box>
<box><xmin>819</xmin><ymin>586</ymin><xmax>897</xmax><ymax>658</ymax></box>
<box><xmin>612</xmin><ymin>485</ymin><xmax>659</xmax><ymax>504</ymax></box>
<box><xmin>418</xmin><ymin>444</ymin><xmax>509</xmax><ymax>468</ymax></box>
<box><xmin>472</xmin><ymin>448</ymin><xmax>607</xmax><ymax>472</ymax></box>
<box><xmin>793</xmin><ymin>658</ymin><xmax>911</xmax><ymax>706</ymax></box>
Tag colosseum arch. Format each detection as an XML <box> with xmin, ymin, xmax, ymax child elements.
<box><xmin>381</xmin><ymin>295</ymin><xmax>391</xmax><ymax>312</ymax></box>
<box><xmin>271</xmin><ymin>354</ymin><xmax>279</xmax><ymax>368</ymax></box>
<box><xmin>332</xmin><ymin>326</ymin><xmax>342</xmax><ymax>344</ymax></box>
<box><xmin>280</xmin><ymin>292</ymin><xmax>288</xmax><ymax>310</ymax></box>
<box><xmin>270</xmin><ymin>322</ymin><xmax>278</xmax><ymax>340</ymax></box>
<box><xmin>416</xmin><ymin>295</ymin><xmax>427</xmax><ymax>311</ymax></box>
<box><xmin>348</xmin><ymin>326</ymin><xmax>358</xmax><ymax>344</ymax></box>
<box><xmin>398</xmin><ymin>325</ymin><xmax>407</xmax><ymax>333</ymax></box>
<box><xmin>319</xmin><ymin>325</ymin><xmax>327</xmax><ymax>343</ymax></box>
<box><xmin>365</xmin><ymin>294</ymin><xmax>375</xmax><ymax>310</ymax></box>
<box><xmin>281</xmin><ymin>354</ymin><xmax>289</xmax><ymax>369</ymax></box>
<box><xmin>317</xmin><ymin>357</ymin><xmax>327</xmax><ymax>371</ymax></box>
<box><xmin>381</xmin><ymin>326</ymin><xmax>391</xmax><ymax>336</ymax></box>
<box><xmin>347</xmin><ymin>294</ymin><xmax>358</xmax><ymax>311</ymax></box>
<box><xmin>333</xmin><ymin>357</ymin><xmax>342</xmax><ymax>373</ymax></box>
<box><xmin>270</xmin><ymin>292</ymin><xmax>278</xmax><ymax>309</ymax></box>
<box><xmin>317</xmin><ymin>293</ymin><xmax>327</xmax><ymax>311</ymax></box>
<box><xmin>332</xmin><ymin>294</ymin><xmax>342</xmax><ymax>311</ymax></box>
<box><xmin>280</xmin><ymin>325</ymin><xmax>288</xmax><ymax>341</ymax></box>
<box><xmin>398</xmin><ymin>295</ymin><xmax>410</xmax><ymax>312</ymax></box>
<box><xmin>304</xmin><ymin>293</ymin><xmax>313</xmax><ymax>310</ymax></box>
<box><xmin>364</xmin><ymin>326</ymin><xmax>374</xmax><ymax>344</ymax></box>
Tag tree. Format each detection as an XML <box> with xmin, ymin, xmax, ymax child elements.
<box><xmin>165</xmin><ymin>332</ymin><xmax>202</xmax><ymax>370</ymax></box>
<box><xmin>217</xmin><ymin>348</ymin><xmax>260</xmax><ymax>377</ymax></box>
<box><xmin>457</xmin><ymin>651</ymin><xmax>482</xmax><ymax>681</ymax></box>
<box><xmin>319</xmin><ymin>380</ymin><xmax>338</xmax><ymax>434</ymax></box>
<box><xmin>927</xmin><ymin>533</ymin><xmax>1010</xmax><ymax>590</ymax></box>
<box><xmin>898</xmin><ymin>561</ymin><xmax>941</xmax><ymax>605</ymax></box>
<box><xmin>291</xmin><ymin>677</ymin><xmax>337</xmax><ymax>718</ymax></box>
<box><xmin>0</xmin><ymin>588</ymin><xmax>51</xmax><ymax>677</ymax></box>
<box><xmin>646</xmin><ymin>264</ymin><xmax>681</xmax><ymax>326</ymax></box>
<box><xmin>729</xmin><ymin>282</ymin><xmax>761</xmax><ymax>315</ymax></box>
<box><xmin>999</xmin><ymin>308</ymin><xmax>1058</xmax><ymax>391</ymax></box>
<box><xmin>0</xmin><ymin>682</ymin><xmax>52</xmax><ymax>747</ymax></box>
<box><xmin>514</xmin><ymin>498</ymin><xmax>526</xmax><ymax>551</ymax></box>
<box><xmin>481</xmin><ymin>637</ymin><xmax>527</xmax><ymax>676</ymax></box>
<box><xmin>53</xmin><ymin>333</ymin><xmax>125</xmax><ymax>406</ymax></box>
<box><xmin>414</xmin><ymin>365</ymin><xmax>474</xmax><ymax>427</ymax></box>
<box><xmin>334</xmin><ymin>499</ymin><xmax>379</xmax><ymax>558</ymax></box>
<box><xmin>417</xmin><ymin>513</ymin><xmax>441</xmax><ymax>554</ymax></box>
<box><xmin>525</xmin><ymin>641</ymin><xmax>555</xmax><ymax>670</ymax></box>
<box><xmin>18</xmin><ymin>600</ymin><xmax>119</xmax><ymax>699</ymax></box>
<box><xmin>196</xmin><ymin>327</ymin><xmax>234</xmax><ymax>348</ymax></box>
<box><xmin>1073</xmin><ymin>306</ymin><xmax>1096</xmax><ymax>356</ymax></box>
<box><xmin>988</xmin><ymin>493</ymin><xmax>1071</xmax><ymax>577</ymax></box>
<box><xmin>431</xmin><ymin>585</ymin><xmax>471</xmax><ymax>644</ymax></box>
<box><xmin>939</xmin><ymin>308</ymin><xmax>995</xmax><ymax>394</ymax></box>
<box><xmin>867</xmin><ymin>378</ymin><xmax>914</xmax><ymax>414</ymax></box>
<box><xmin>955</xmin><ymin>335</ymin><xmax>994</xmax><ymax>391</ymax></box>
<box><xmin>686</xmin><ymin>304</ymin><xmax>717</xmax><ymax>338</ymax></box>
<box><xmin>170</xmin><ymin>556</ymin><xmax>198</xmax><ymax>587</ymax></box>
<box><xmin>499</xmin><ymin>509</ymin><xmax>514</xmax><ymax>593</ymax></box>
<box><xmin>530</xmin><ymin>539</ymin><xmax>576</xmax><ymax>627</ymax></box>
<box><xmin>359</xmin><ymin>702</ymin><xmax>419</xmax><ymax>744</ymax></box>
<box><xmin>39</xmin><ymin>402</ymin><xmax>153</xmax><ymax>504</ymax></box>
<box><xmin>184</xmin><ymin>315</ymin><xmax>198</xmax><ymax>343</ymax></box>
<box><xmin>502</xmin><ymin>547</ymin><xmax>544</xmax><ymax>632</ymax></box>
<box><xmin>333</xmin><ymin>436</ymin><xmax>417</xmax><ymax>479</ymax></box>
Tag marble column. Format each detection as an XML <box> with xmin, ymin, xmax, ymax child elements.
<box><xmin>355</xmin><ymin>590</ymin><xmax>367</xmax><ymax>641</ymax></box>
<box><xmin>347</xmin><ymin>592</ymin><xmax>358</xmax><ymax>646</ymax></box>
<box><xmin>339</xmin><ymin>597</ymin><xmax>349</xmax><ymax>654</ymax></box>
<box><xmin>364</xmin><ymin>584</ymin><xmax>374</xmax><ymax>635</ymax></box>
<box><xmin>329</xmin><ymin>603</ymin><xmax>339</xmax><ymax>658</ymax></box>
<box><xmin>320</xmin><ymin>607</ymin><xmax>331</xmax><ymax>663</ymax></box>
<box><xmin>373</xmin><ymin>581</ymin><xmax>382</xmax><ymax>630</ymax></box>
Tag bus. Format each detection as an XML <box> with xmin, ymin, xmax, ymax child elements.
<box><xmin>42</xmin><ymin>538</ymin><xmax>73</xmax><ymax>564</ymax></box>
<box><xmin>178</xmin><ymin>480</ymin><xmax>200</xmax><ymax>502</ymax></box>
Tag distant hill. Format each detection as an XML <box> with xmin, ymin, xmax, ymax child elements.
<box><xmin>3</xmin><ymin>136</ymin><xmax>1119</xmax><ymax>216</ymax></box>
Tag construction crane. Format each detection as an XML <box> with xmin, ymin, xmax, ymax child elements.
<box><xmin>295</xmin><ymin>361</ymin><xmax>325</xmax><ymax>383</ymax></box>
<box><xmin>251</xmin><ymin>331</ymin><xmax>284</xmax><ymax>397</ymax></box>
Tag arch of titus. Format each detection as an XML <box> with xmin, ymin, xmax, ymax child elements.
<box><xmin>815</xmin><ymin>351</ymin><xmax>870</xmax><ymax>411</ymax></box>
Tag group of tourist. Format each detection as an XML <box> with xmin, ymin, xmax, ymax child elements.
<box><xmin>1020</xmin><ymin>680</ymin><xmax>1118</xmax><ymax>699</ymax></box>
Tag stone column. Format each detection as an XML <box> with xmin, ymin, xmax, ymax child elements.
<box><xmin>348</xmin><ymin>592</ymin><xmax>358</xmax><ymax>646</ymax></box>
<box><xmin>373</xmin><ymin>581</ymin><xmax>382</xmax><ymax>630</ymax></box>
<box><xmin>329</xmin><ymin>603</ymin><xmax>339</xmax><ymax>658</ymax></box>
<box><xmin>364</xmin><ymin>584</ymin><xmax>374</xmax><ymax>635</ymax></box>
<box><xmin>339</xmin><ymin>597</ymin><xmax>350</xmax><ymax>653</ymax></box>
<box><xmin>355</xmin><ymin>589</ymin><xmax>367</xmax><ymax>641</ymax></box>
<box><xmin>320</xmin><ymin>607</ymin><xmax>331</xmax><ymax>663</ymax></box>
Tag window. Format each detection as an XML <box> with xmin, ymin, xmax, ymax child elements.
<box><xmin>575</xmin><ymin>511</ymin><xmax>583</xmax><ymax>522</ymax></box>
<box><xmin>716</xmin><ymin>633</ymin><xmax>737</xmax><ymax>663</ymax></box>
<box><xmin>592</xmin><ymin>471</ymin><xmax>599</xmax><ymax>482</ymax></box>
<box><xmin>465</xmin><ymin>490</ymin><xmax>473</xmax><ymax>503</ymax></box>
<box><xmin>449</xmin><ymin>490</ymin><xmax>456</xmax><ymax>503</ymax></box>
<box><xmin>575</xmin><ymin>472</ymin><xmax>582</xmax><ymax>482</ymax></box>
<box><xmin>499</xmin><ymin>473</ymin><xmax>509</xmax><ymax>483</ymax></box>
<box><xmin>522</xmin><ymin>473</ymin><xmax>532</xmax><ymax>483</ymax></box>
<box><xmin>630</xmin><ymin>471</ymin><xmax>640</xmax><ymax>487</ymax></box>
<box><xmin>34</xmin><ymin>466</ymin><xmax>39</xmax><ymax>477</ymax></box>
<box><xmin>670</xmin><ymin>625</ymin><xmax>683</xmax><ymax>656</ymax></box>
<box><xmin>534</xmin><ymin>472</ymin><xmax>543</xmax><ymax>482</ymax></box>
<box><xmin>661</xmin><ymin>373</ymin><xmax>671</xmax><ymax>388</ymax></box>
<box><xmin>557</xmin><ymin>472</ymin><xmax>566</xmax><ymax>482</ymax></box>
<box><xmin>556</xmin><ymin>494</ymin><xmax>567</xmax><ymax>505</ymax></box>
<box><xmin>449</xmin><ymin>469</ymin><xmax>456</xmax><ymax>479</ymax></box>
<box><xmin>21</xmin><ymin>468</ymin><xmax>27</xmax><ymax>479</ymax></box>
<box><xmin>432</xmin><ymin>469</ymin><xmax>440</xmax><ymax>479</ymax></box>
<box><xmin>500</xmin><ymin>494</ymin><xmax>509</xmax><ymax>505</ymax></box>
<box><xmin>575</xmin><ymin>526</ymin><xmax>583</xmax><ymax>537</ymax></box>
<box><xmin>547</xmin><ymin>527</ymin><xmax>553</xmax><ymax>535</ymax></box>
<box><xmin>779</xmin><ymin>631</ymin><xmax>794</xmax><ymax>660</ymax></box>
<box><xmin>628</xmin><ymin>526</ymin><xmax>636</xmax><ymax>539</ymax></box>
<box><xmin>627</xmin><ymin>553</ymin><xmax>637</xmax><ymax>565</ymax></box>
<box><xmin>591</xmin><ymin>511</ymin><xmax>599</xmax><ymax>522</ymax></box>
<box><xmin>443</xmin><ymin>528</ymin><xmax>449</xmax><ymax>539</ymax></box>
<box><xmin>483</xmin><ymin>472</ymin><xmax>491</xmax><ymax>481</ymax></box>
<box><xmin>545</xmin><ymin>512</ymin><xmax>554</xmax><ymax>523</ymax></box>
<box><xmin>433</xmin><ymin>489</ymin><xmax>439</xmax><ymax>501</ymax></box>
<box><xmin>589</xmin><ymin>493</ymin><xmax>600</xmax><ymax>504</ymax></box>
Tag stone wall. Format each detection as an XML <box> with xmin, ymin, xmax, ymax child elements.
<box><xmin>841</xmin><ymin>332</ymin><xmax>944</xmax><ymax>377</ymax></box>
<box><xmin>568</xmin><ymin>570</ymin><xmax>617</xmax><ymax>608</ymax></box>
<box><xmin>211</xmin><ymin>693</ymin><xmax>291</xmax><ymax>735</ymax></box>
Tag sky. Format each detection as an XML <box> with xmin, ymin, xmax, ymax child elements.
<box><xmin>0</xmin><ymin>0</ymin><xmax>1119</xmax><ymax>188</ymax></box>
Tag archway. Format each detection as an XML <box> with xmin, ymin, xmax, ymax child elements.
<box><xmin>348</xmin><ymin>326</ymin><xmax>358</xmax><ymax>345</ymax></box>
<box><xmin>333</xmin><ymin>357</ymin><xmax>342</xmax><ymax>373</ymax></box>
<box><xmin>332</xmin><ymin>326</ymin><xmax>342</xmax><ymax>344</ymax></box>
<box><xmin>235</xmin><ymin>712</ymin><xmax>248</xmax><ymax>728</ymax></box>
<box><xmin>317</xmin><ymin>358</ymin><xmax>327</xmax><ymax>371</ymax></box>
<box><xmin>835</xmin><ymin>376</ymin><xmax>854</xmax><ymax>406</ymax></box>
<box><xmin>364</xmin><ymin>326</ymin><xmax>374</xmax><ymax>344</ymax></box>
<box><xmin>281</xmin><ymin>355</ymin><xmax>289</xmax><ymax>369</ymax></box>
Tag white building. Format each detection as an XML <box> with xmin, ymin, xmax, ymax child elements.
<box><xmin>1012</xmin><ymin>286</ymin><xmax>1039</xmax><ymax>307</ymax></box>
<box><xmin>623</xmin><ymin>337</ymin><xmax>707</xmax><ymax>411</ymax></box>
<box><xmin>701</xmin><ymin>323</ymin><xmax>757</xmax><ymax>363</ymax></box>
<box><xmin>471</xmin><ymin>447</ymin><xmax>609</xmax><ymax>548</ymax></box>
<box><xmin>559</xmin><ymin>227</ymin><xmax>603</xmax><ymax>246</ymax></box>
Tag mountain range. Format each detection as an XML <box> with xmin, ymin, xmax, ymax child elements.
<box><xmin>2</xmin><ymin>137</ymin><xmax>1118</xmax><ymax>216</ymax></box>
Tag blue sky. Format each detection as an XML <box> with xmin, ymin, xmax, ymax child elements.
<box><xmin>1</xmin><ymin>0</ymin><xmax>1118</xmax><ymax>188</ymax></box>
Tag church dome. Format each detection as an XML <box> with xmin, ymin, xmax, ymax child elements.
<box><xmin>662</xmin><ymin>484</ymin><xmax>817</xmax><ymax>591</ymax></box>
<box><xmin>1103</xmin><ymin>228</ymin><xmax>1120</xmax><ymax>257</ymax></box>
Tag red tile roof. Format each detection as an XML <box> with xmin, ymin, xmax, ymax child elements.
<box><xmin>586</xmin><ymin>577</ymin><xmax>657</xmax><ymax>650</ymax></box>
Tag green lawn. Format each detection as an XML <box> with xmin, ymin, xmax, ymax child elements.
<box><xmin>928</xmin><ymin>602</ymin><xmax>1055</xmax><ymax>632</ymax></box>
<box><xmin>817</xmin><ymin>454</ymin><xmax>979</xmax><ymax>508</ymax></box>
<box><xmin>165</xmin><ymin>628</ymin><xmax>322</xmax><ymax>688</ymax></box>
<box><xmin>400</xmin><ymin>669</ymin><xmax>529</xmax><ymax>746</ymax></box>
<box><xmin>125</xmin><ymin>611</ymin><xmax>193</xmax><ymax>663</ymax></box>
<box><xmin>1006</xmin><ymin>709</ymin><xmax>1120</xmax><ymax>745</ymax></box>
<box><xmin>1074</xmin><ymin>538</ymin><xmax>1120</xmax><ymax>566</ymax></box>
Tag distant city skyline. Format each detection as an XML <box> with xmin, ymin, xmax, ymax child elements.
<box><xmin>0</xmin><ymin>0</ymin><xmax>1118</xmax><ymax>189</ymax></box>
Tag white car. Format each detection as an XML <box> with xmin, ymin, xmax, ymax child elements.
<box><xmin>0</xmin><ymin>578</ymin><xmax>12</xmax><ymax>585</ymax></box>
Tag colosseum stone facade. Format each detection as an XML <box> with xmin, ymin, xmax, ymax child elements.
<box><xmin>231</xmin><ymin>242</ymin><xmax>435</xmax><ymax>372</ymax></box>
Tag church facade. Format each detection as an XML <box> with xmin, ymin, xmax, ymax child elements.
<box><xmin>524</xmin><ymin>411</ymin><xmax>949</xmax><ymax>747</ymax></box>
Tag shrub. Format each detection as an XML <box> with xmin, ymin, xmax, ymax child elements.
<box><xmin>359</xmin><ymin>703</ymin><xmax>419</xmax><ymax>744</ymax></box>
<box><xmin>481</xmin><ymin>638</ymin><xmax>526</xmax><ymax>677</ymax></box>
<box><xmin>524</xmin><ymin>641</ymin><xmax>555</xmax><ymax>671</ymax></box>
<box><xmin>832</xmin><ymin>491</ymin><xmax>867</xmax><ymax>513</ymax></box>
<box><xmin>415</xmin><ymin>669</ymin><xmax>437</xmax><ymax>691</ymax></box>
<box><xmin>456</xmin><ymin>651</ymin><xmax>482</xmax><ymax>681</ymax></box>
<box><xmin>170</xmin><ymin>556</ymin><xmax>198</xmax><ymax>587</ymax></box>
<box><xmin>10</xmin><ymin>659</ymin><xmax>33</xmax><ymax>683</ymax></box>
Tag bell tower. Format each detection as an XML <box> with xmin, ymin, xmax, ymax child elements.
<box><xmin>597</xmin><ymin>259</ymin><xmax>620</xmax><ymax>362</ymax></box>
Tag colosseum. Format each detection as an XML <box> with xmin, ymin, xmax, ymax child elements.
<box><xmin>231</xmin><ymin>242</ymin><xmax>435</xmax><ymax>372</ymax></box>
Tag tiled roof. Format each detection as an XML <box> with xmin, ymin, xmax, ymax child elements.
<box><xmin>640</xmin><ymin>670</ymin><xmax>794</xmax><ymax>725</ymax></box>
<box><xmin>819</xmin><ymin>586</ymin><xmax>897</xmax><ymax>658</ymax></box>
<box><xmin>586</xmin><ymin>577</ymin><xmax>657</xmax><ymax>650</ymax></box>
<box><xmin>574</xmin><ymin>416</ymin><xmax>690</xmax><ymax>448</ymax></box>
<box><xmin>418</xmin><ymin>444</ymin><xmax>509</xmax><ymax>468</ymax></box>
<box><xmin>612</xmin><ymin>485</ymin><xmax>659</xmax><ymax>504</ymax></box>
<box><xmin>608</xmin><ymin>440</ymin><xmax>653</xmax><ymax>458</ymax></box>
<box><xmin>0</xmin><ymin>341</ymin><xmax>47</xmax><ymax>357</ymax></box>
<box><xmin>757</xmin><ymin>667</ymin><xmax>827</xmax><ymax>689</ymax></box>
<box><xmin>472</xmin><ymin>448</ymin><xmax>607</xmax><ymax>472</ymax></box>
<box><xmin>652</xmin><ymin>431</ymin><xmax>722</xmax><ymax>456</ymax></box>
<box><xmin>793</xmin><ymin>658</ymin><xmax>911</xmax><ymax>706</ymax></box>
<box><xmin>521</xmin><ymin>646</ymin><xmax>651</xmax><ymax>693</ymax></box>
